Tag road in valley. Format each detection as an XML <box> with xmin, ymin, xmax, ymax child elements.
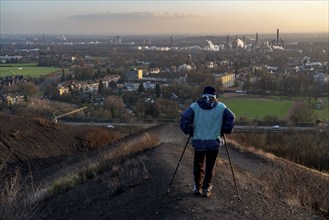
<box><xmin>62</xmin><ymin>121</ymin><xmax>327</xmax><ymax>133</ymax></box>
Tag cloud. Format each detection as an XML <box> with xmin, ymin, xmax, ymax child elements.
<box><xmin>69</xmin><ymin>11</ymin><xmax>198</xmax><ymax>21</ymax></box>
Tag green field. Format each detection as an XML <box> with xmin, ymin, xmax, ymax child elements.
<box><xmin>222</xmin><ymin>97</ymin><xmax>292</xmax><ymax>120</ymax></box>
<box><xmin>0</xmin><ymin>63</ymin><xmax>61</xmax><ymax>77</ymax></box>
<box><xmin>220</xmin><ymin>95</ymin><xmax>329</xmax><ymax>122</ymax></box>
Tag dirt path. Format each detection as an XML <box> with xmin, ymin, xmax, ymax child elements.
<box><xmin>34</xmin><ymin>123</ymin><xmax>327</xmax><ymax>220</ymax></box>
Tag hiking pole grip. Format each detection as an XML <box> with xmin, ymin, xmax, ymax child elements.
<box><xmin>223</xmin><ymin>135</ymin><xmax>242</xmax><ymax>201</ymax></box>
<box><xmin>166</xmin><ymin>135</ymin><xmax>191</xmax><ymax>194</ymax></box>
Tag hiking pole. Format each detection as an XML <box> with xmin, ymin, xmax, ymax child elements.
<box><xmin>222</xmin><ymin>135</ymin><xmax>242</xmax><ymax>201</ymax></box>
<box><xmin>166</xmin><ymin>135</ymin><xmax>191</xmax><ymax>194</ymax></box>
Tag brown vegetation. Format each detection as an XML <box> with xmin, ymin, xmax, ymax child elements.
<box><xmin>227</xmin><ymin>137</ymin><xmax>329</xmax><ymax>214</ymax></box>
<box><xmin>264</xmin><ymin>160</ymin><xmax>329</xmax><ymax>213</ymax></box>
<box><xmin>231</xmin><ymin>131</ymin><xmax>329</xmax><ymax>171</ymax></box>
<box><xmin>0</xmin><ymin>115</ymin><xmax>328</xmax><ymax>219</ymax></box>
<box><xmin>0</xmin><ymin>114</ymin><xmax>159</xmax><ymax>219</ymax></box>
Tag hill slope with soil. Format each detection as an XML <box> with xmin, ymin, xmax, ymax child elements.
<box><xmin>0</xmin><ymin>114</ymin><xmax>123</xmax><ymax>164</ymax></box>
<box><xmin>1</xmin><ymin>115</ymin><xmax>328</xmax><ymax>219</ymax></box>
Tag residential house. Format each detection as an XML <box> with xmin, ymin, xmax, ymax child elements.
<box><xmin>0</xmin><ymin>75</ymin><xmax>24</xmax><ymax>86</ymax></box>
<box><xmin>125</xmin><ymin>69</ymin><xmax>143</xmax><ymax>80</ymax></box>
<box><xmin>57</xmin><ymin>84</ymin><xmax>70</xmax><ymax>96</ymax></box>
<box><xmin>143</xmin><ymin>81</ymin><xmax>155</xmax><ymax>90</ymax></box>
<box><xmin>178</xmin><ymin>64</ymin><xmax>192</xmax><ymax>72</ymax></box>
<box><xmin>149</xmin><ymin>68</ymin><xmax>161</xmax><ymax>74</ymax></box>
<box><xmin>3</xmin><ymin>94</ymin><xmax>25</xmax><ymax>106</ymax></box>
<box><xmin>124</xmin><ymin>83</ymin><xmax>140</xmax><ymax>91</ymax></box>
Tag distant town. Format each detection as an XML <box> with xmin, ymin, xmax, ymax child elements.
<box><xmin>0</xmin><ymin>30</ymin><xmax>328</xmax><ymax>125</ymax></box>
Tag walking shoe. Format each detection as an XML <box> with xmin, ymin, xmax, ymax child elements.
<box><xmin>201</xmin><ymin>189</ymin><xmax>211</xmax><ymax>197</ymax></box>
<box><xmin>193</xmin><ymin>188</ymin><xmax>202</xmax><ymax>195</ymax></box>
<box><xmin>193</xmin><ymin>183</ymin><xmax>202</xmax><ymax>195</ymax></box>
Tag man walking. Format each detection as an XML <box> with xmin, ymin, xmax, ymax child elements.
<box><xmin>180</xmin><ymin>86</ymin><xmax>235</xmax><ymax>197</ymax></box>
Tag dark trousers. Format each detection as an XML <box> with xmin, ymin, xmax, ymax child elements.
<box><xmin>193</xmin><ymin>149</ymin><xmax>219</xmax><ymax>190</ymax></box>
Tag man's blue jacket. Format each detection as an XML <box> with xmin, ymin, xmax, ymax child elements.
<box><xmin>180</xmin><ymin>95</ymin><xmax>235</xmax><ymax>151</ymax></box>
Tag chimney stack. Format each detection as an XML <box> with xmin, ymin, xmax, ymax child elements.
<box><xmin>277</xmin><ymin>28</ymin><xmax>279</xmax><ymax>46</ymax></box>
<box><xmin>256</xmin><ymin>33</ymin><xmax>258</xmax><ymax>45</ymax></box>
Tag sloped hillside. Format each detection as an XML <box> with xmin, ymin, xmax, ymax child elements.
<box><xmin>0</xmin><ymin>115</ymin><xmax>328</xmax><ymax>219</ymax></box>
<box><xmin>0</xmin><ymin>114</ymin><xmax>123</xmax><ymax>164</ymax></box>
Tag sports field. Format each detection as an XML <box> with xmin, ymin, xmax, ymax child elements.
<box><xmin>221</xmin><ymin>95</ymin><xmax>329</xmax><ymax>122</ymax></box>
<box><xmin>223</xmin><ymin>97</ymin><xmax>292</xmax><ymax>119</ymax></box>
<box><xmin>0</xmin><ymin>63</ymin><xmax>61</xmax><ymax>77</ymax></box>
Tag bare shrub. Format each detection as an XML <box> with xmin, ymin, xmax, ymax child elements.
<box><xmin>2</xmin><ymin>168</ymin><xmax>21</xmax><ymax>203</ymax></box>
<box><xmin>0</xmin><ymin>160</ymin><xmax>39</xmax><ymax>219</ymax></box>
<box><xmin>81</xmin><ymin>128</ymin><xmax>123</xmax><ymax>149</ymax></box>
<box><xmin>10</xmin><ymin>98</ymin><xmax>79</xmax><ymax>118</ymax></box>
<box><xmin>288</xmin><ymin>102</ymin><xmax>317</xmax><ymax>123</ymax></box>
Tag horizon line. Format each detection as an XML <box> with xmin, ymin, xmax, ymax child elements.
<box><xmin>1</xmin><ymin>31</ymin><xmax>328</xmax><ymax>37</ymax></box>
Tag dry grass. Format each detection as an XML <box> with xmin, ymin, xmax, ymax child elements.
<box><xmin>263</xmin><ymin>161</ymin><xmax>329</xmax><ymax>214</ymax></box>
<box><xmin>11</xmin><ymin>98</ymin><xmax>79</xmax><ymax>118</ymax></box>
<box><xmin>227</xmin><ymin>137</ymin><xmax>329</xmax><ymax>214</ymax></box>
<box><xmin>46</xmin><ymin>132</ymin><xmax>159</xmax><ymax>196</ymax></box>
<box><xmin>0</xmin><ymin>131</ymin><xmax>159</xmax><ymax>219</ymax></box>
<box><xmin>81</xmin><ymin>128</ymin><xmax>124</xmax><ymax>149</ymax></box>
<box><xmin>0</xmin><ymin>157</ymin><xmax>39</xmax><ymax>219</ymax></box>
<box><xmin>231</xmin><ymin>131</ymin><xmax>329</xmax><ymax>171</ymax></box>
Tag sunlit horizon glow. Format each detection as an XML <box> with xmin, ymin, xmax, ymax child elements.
<box><xmin>1</xmin><ymin>1</ymin><xmax>328</xmax><ymax>35</ymax></box>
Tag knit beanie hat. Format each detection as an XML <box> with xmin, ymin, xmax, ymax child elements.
<box><xmin>203</xmin><ymin>86</ymin><xmax>216</xmax><ymax>95</ymax></box>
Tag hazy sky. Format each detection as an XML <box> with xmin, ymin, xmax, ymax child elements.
<box><xmin>1</xmin><ymin>0</ymin><xmax>328</xmax><ymax>35</ymax></box>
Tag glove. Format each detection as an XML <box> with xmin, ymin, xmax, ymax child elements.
<box><xmin>185</xmin><ymin>125</ymin><xmax>193</xmax><ymax>136</ymax></box>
